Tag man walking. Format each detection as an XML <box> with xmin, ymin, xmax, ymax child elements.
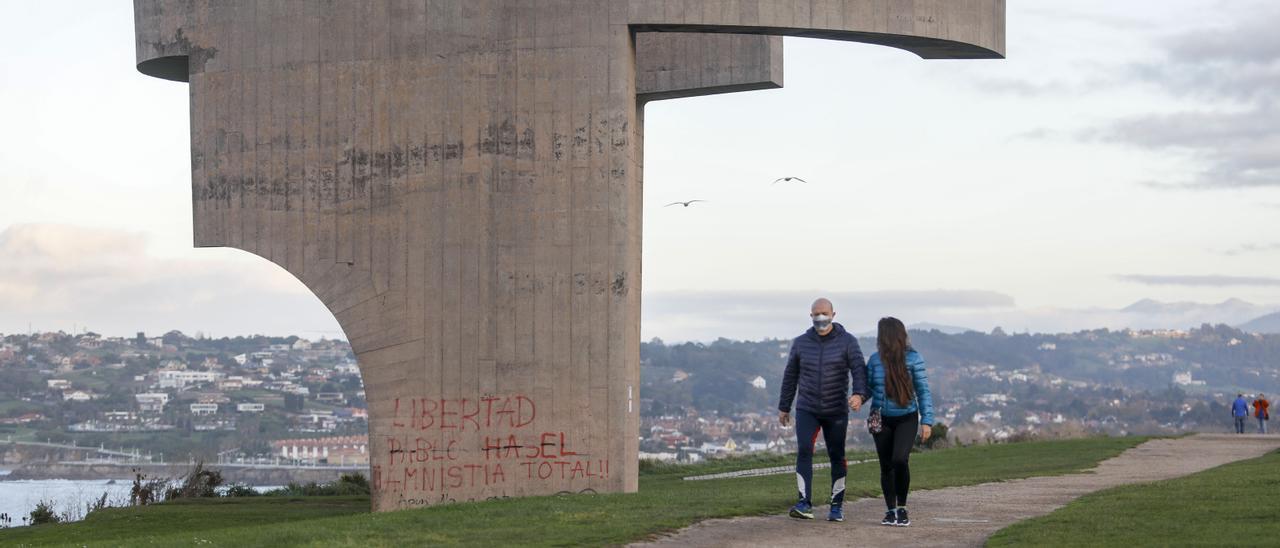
<box><xmin>1253</xmin><ymin>394</ymin><xmax>1270</xmax><ymax>434</ymax></box>
<box><xmin>1232</xmin><ymin>394</ymin><xmax>1249</xmax><ymax>434</ymax></box>
<box><xmin>778</xmin><ymin>298</ymin><xmax>869</xmax><ymax>522</ymax></box>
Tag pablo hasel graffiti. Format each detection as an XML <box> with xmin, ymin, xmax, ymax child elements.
<box><xmin>373</xmin><ymin>394</ymin><xmax>609</xmax><ymax>507</ymax></box>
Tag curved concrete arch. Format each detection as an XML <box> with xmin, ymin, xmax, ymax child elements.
<box><xmin>131</xmin><ymin>0</ymin><xmax>1004</xmax><ymax>511</ymax></box>
<box><xmin>626</xmin><ymin>0</ymin><xmax>1005</xmax><ymax>59</ymax></box>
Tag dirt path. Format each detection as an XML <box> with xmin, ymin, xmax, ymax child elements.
<box><xmin>633</xmin><ymin>434</ymin><xmax>1280</xmax><ymax>548</ymax></box>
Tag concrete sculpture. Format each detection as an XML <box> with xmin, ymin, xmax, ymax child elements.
<box><xmin>133</xmin><ymin>0</ymin><xmax>1004</xmax><ymax>511</ymax></box>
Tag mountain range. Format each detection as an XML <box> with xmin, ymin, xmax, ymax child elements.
<box><xmin>641</xmin><ymin>291</ymin><xmax>1280</xmax><ymax>341</ymax></box>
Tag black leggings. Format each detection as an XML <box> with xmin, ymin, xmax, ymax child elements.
<box><xmin>873</xmin><ymin>412</ymin><xmax>918</xmax><ymax>509</ymax></box>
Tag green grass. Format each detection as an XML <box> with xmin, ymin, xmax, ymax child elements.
<box><xmin>988</xmin><ymin>448</ymin><xmax>1280</xmax><ymax>547</ymax></box>
<box><xmin>0</xmin><ymin>436</ymin><xmax>1146</xmax><ymax>547</ymax></box>
<box><xmin>0</xmin><ymin>400</ymin><xmax>43</xmax><ymax>415</ymax></box>
<box><xmin>0</xmin><ymin>426</ymin><xmax>38</xmax><ymax>441</ymax></box>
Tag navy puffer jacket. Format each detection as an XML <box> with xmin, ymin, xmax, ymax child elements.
<box><xmin>778</xmin><ymin>323</ymin><xmax>869</xmax><ymax>416</ymax></box>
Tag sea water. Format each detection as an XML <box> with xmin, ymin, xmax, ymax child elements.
<box><xmin>0</xmin><ymin>469</ymin><xmax>279</xmax><ymax>526</ymax></box>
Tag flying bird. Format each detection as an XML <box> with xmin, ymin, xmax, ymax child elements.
<box><xmin>665</xmin><ymin>200</ymin><xmax>708</xmax><ymax>208</ymax></box>
<box><xmin>771</xmin><ymin>176</ymin><xmax>808</xmax><ymax>185</ymax></box>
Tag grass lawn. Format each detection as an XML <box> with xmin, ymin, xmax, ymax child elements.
<box><xmin>0</xmin><ymin>436</ymin><xmax>1146</xmax><ymax>547</ymax></box>
<box><xmin>0</xmin><ymin>426</ymin><xmax>38</xmax><ymax>441</ymax></box>
<box><xmin>0</xmin><ymin>399</ymin><xmax>43</xmax><ymax>415</ymax></box>
<box><xmin>988</xmin><ymin>448</ymin><xmax>1280</xmax><ymax>547</ymax></box>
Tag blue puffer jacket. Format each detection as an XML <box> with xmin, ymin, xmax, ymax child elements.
<box><xmin>778</xmin><ymin>323</ymin><xmax>869</xmax><ymax>416</ymax></box>
<box><xmin>867</xmin><ymin>349</ymin><xmax>935</xmax><ymax>425</ymax></box>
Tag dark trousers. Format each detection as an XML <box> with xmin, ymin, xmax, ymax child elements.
<box><xmin>794</xmin><ymin>408</ymin><xmax>849</xmax><ymax>506</ymax></box>
<box><xmin>1235</xmin><ymin>416</ymin><xmax>1246</xmax><ymax>434</ymax></box>
<box><xmin>873</xmin><ymin>411</ymin><xmax>918</xmax><ymax>509</ymax></box>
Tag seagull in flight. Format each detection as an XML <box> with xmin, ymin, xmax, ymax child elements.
<box><xmin>665</xmin><ymin>200</ymin><xmax>708</xmax><ymax>208</ymax></box>
<box><xmin>771</xmin><ymin>176</ymin><xmax>808</xmax><ymax>185</ymax></box>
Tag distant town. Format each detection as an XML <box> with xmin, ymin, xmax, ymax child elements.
<box><xmin>0</xmin><ymin>330</ymin><xmax>368</xmax><ymax>468</ymax></box>
<box><xmin>1</xmin><ymin>323</ymin><xmax>1277</xmax><ymax>471</ymax></box>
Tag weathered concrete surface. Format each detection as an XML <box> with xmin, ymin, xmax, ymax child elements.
<box><xmin>636</xmin><ymin>33</ymin><xmax>783</xmax><ymax>102</ymax></box>
<box><xmin>635</xmin><ymin>434</ymin><xmax>1280</xmax><ymax>547</ymax></box>
<box><xmin>131</xmin><ymin>0</ymin><xmax>1005</xmax><ymax>512</ymax></box>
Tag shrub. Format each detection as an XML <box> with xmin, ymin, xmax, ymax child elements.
<box><xmin>224</xmin><ymin>483</ymin><xmax>260</xmax><ymax>497</ymax></box>
<box><xmin>265</xmin><ymin>473</ymin><xmax>370</xmax><ymax>496</ymax></box>
<box><xmin>28</xmin><ymin>501</ymin><xmax>61</xmax><ymax>525</ymax></box>
<box><xmin>85</xmin><ymin>492</ymin><xmax>110</xmax><ymax>518</ymax></box>
<box><xmin>917</xmin><ymin>422</ymin><xmax>950</xmax><ymax>450</ymax></box>
<box><xmin>336</xmin><ymin>472</ymin><xmax>370</xmax><ymax>494</ymax></box>
<box><xmin>164</xmin><ymin>460</ymin><xmax>224</xmax><ymax>500</ymax></box>
<box><xmin>1004</xmin><ymin>430</ymin><xmax>1038</xmax><ymax>444</ymax></box>
<box><xmin>130</xmin><ymin>470</ymin><xmax>168</xmax><ymax>506</ymax></box>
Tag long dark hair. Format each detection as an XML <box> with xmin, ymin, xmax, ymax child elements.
<box><xmin>877</xmin><ymin>317</ymin><xmax>914</xmax><ymax>406</ymax></box>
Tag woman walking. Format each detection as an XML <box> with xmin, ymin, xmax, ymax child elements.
<box><xmin>1253</xmin><ymin>394</ymin><xmax>1270</xmax><ymax>434</ymax></box>
<box><xmin>857</xmin><ymin>317</ymin><xmax>934</xmax><ymax>527</ymax></box>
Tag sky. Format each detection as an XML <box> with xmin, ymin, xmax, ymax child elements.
<box><xmin>1</xmin><ymin>1</ymin><xmax>1279</xmax><ymax>341</ymax></box>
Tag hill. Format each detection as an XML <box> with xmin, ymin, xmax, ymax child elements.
<box><xmin>1238</xmin><ymin>311</ymin><xmax>1280</xmax><ymax>334</ymax></box>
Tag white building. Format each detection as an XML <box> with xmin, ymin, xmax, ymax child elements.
<box><xmin>750</xmin><ymin>376</ymin><xmax>767</xmax><ymax>390</ymax></box>
<box><xmin>237</xmin><ymin>402</ymin><xmax>265</xmax><ymax>413</ymax></box>
<box><xmin>104</xmin><ymin>411</ymin><xmax>138</xmax><ymax>422</ymax></box>
<box><xmin>190</xmin><ymin>403</ymin><xmax>219</xmax><ymax>416</ymax></box>
<box><xmin>977</xmin><ymin>393</ymin><xmax>1011</xmax><ymax>405</ymax></box>
<box><xmin>1173</xmin><ymin>371</ymin><xmax>1207</xmax><ymax>386</ymax></box>
<box><xmin>972</xmin><ymin>410</ymin><xmax>1003</xmax><ymax>424</ymax></box>
<box><xmin>272</xmin><ymin>435</ymin><xmax>368</xmax><ymax>465</ymax></box>
<box><xmin>158</xmin><ymin>370</ymin><xmax>224</xmax><ymax>389</ymax></box>
<box><xmin>62</xmin><ymin>390</ymin><xmax>94</xmax><ymax>402</ymax></box>
<box><xmin>136</xmin><ymin>393</ymin><xmax>170</xmax><ymax>413</ymax></box>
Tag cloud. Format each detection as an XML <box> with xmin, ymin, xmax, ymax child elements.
<box><xmin>968</xmin><ymin>77</ymin><xmax>1081</xmax><ymax>98</ymax></box>
<box><xmin>1098</xmin><ymin>7</ymin><xmax>1280</xmax><ymax>189</ymax></box>
<box><xmin>1098</xmin><ymin>106</ymin><xmax>1280</xmax><ymax>189</ymax></box>
<box><xmin>1114</xmin><ymin>274</ymin><xmax>1280</xmax><ymax>287</ymax></box>
<box><xmin>1222</xmin><ymin>243</ymin><xmax>1280</xmax><ymax>256</ymax></box>
<box><xmin>0</xmin><ymin>223</ymin><xmax>342</xmax><ymax>337</ymax></box>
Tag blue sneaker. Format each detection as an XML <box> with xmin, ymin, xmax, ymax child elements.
<box><xmin>827</xmin><ymin>505</ymin><xmax>844</xmax><ymax>522</ymax></box>
<box><xmin>789</xmin><ymin>501</ymin><xmax>814</xmax><ymax>519</ymax></box>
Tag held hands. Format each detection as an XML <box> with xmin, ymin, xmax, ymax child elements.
<box><xmin>779</xmin><ymin>411</ymin><xmax>791</xmax><ymax>427</ymax></box>
<box><xmin>920</xmin><ymin>425</ymin><xmax>932</xmax><ymax>442</ymax></box>
<box><xmin>847</xmin><ymin>395</ymin><xmax>863</xmax><ymax>412</ymax></box>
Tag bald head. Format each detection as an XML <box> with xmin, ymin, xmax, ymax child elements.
<box><xmin>811</xmin><ymin>298</ymin><xmax>833</xmax><ymax>315</ymax></box>
<box><xmin>809</xmin><ymin>298</ymin><xmax>836</xmax><ymax>335</ymax></box>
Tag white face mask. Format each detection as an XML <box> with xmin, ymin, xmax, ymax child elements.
<box><xmin>812</xmin><ymin>314</ymin><xmax>832</xmax><ymax>331</ymax></box>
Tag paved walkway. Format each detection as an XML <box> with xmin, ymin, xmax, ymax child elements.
<box><xmin>634</xmin><ymin>434</ymin><xmax>1280</xmax><ymax>547</ymax></box>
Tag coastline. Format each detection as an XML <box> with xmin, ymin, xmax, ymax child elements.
<box><xmin>1</xmin><ymin>462</ymin><xmax>365</xmax><ymax>484</ymax></box>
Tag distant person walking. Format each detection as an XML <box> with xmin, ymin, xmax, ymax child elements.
<box><xmin>1253</xmin><ymin>394</ymin><xmax>1270</xmax><ymax>434</ymax></box>
<box><xmin>862</xmin><ymin>317</ymin><xmax>934</xmax><ymax>527</ymax></box>
<box><xmin>778</xmin><ymin>298</ymin><xmax>869</xmax><ymax>522</ymax></box>
<box><xmin>1232</xmin><ymin>394</ymin><xmax>1249</xmax><ymax>434</ymax></box>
